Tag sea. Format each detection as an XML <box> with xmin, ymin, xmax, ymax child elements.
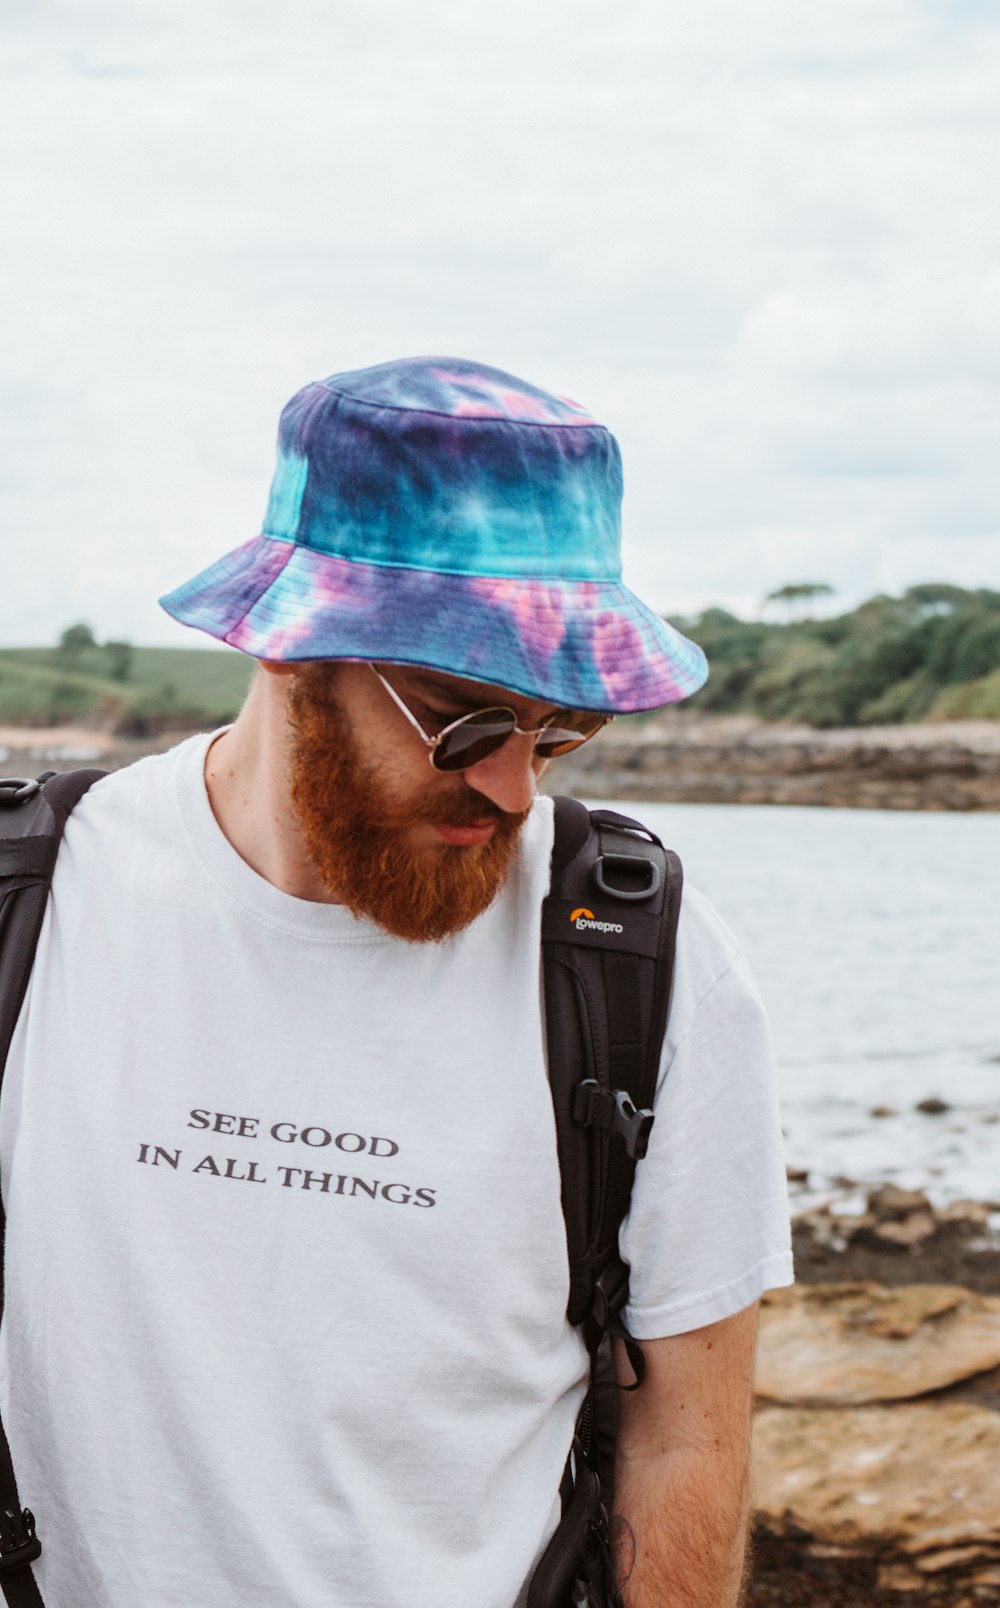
<box><xmin>591</xmin><ymin>800</ymin><xmax>1000</xmax><ymax>1215</ymax></box>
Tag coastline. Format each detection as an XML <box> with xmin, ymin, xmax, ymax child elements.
<box><xmin>2</xmin><ymin>715</ymin><xmax>1000</xmax><ymax>811</ymax></box>
<box><xmin>549</xmin><ymin>713</ymin><xmax>1000</xmax><ymax>812</ymax></box>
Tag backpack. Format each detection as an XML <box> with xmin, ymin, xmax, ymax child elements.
<box><xmin>0</xmin><ymin>772</ymin><xmax>682</xmax><ymax>1608</ymax></box>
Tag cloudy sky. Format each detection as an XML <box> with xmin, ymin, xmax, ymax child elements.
<box><xmin>3</xmin><ymin>0</ymin><xmax>998</xmax><ymax>647</ymax></box>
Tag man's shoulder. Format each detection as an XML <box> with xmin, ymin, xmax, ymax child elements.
<box><xmin>54</xmin><ymin>732</ymin><xmax>216</xmax><ymax>880</ymax></box>
<box><xmin>675</xmin><ymin>879</ymin><xmax>743</xmax><ymax>979</ymax></box>
<box><xmin>667</xmin><ymin>877</ymin><xmax>760</xmax><ymax>1059</ymax></box>
<box><xmin>69</xmin><ymin>732</ymin><xmax>214</xmax><ymax>816</ymax></box>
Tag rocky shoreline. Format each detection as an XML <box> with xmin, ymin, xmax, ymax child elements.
<box><xmin>2</xmin><ymin>716</ymin><xmax>1000</xmax><ymax>811</ymax></box>
<box><xmin>551</xmin><ymin>714</ymin><xmax>1000</xmax><ymax>811</ymax></box>
<box><xmin>747</xmin><ymin>1188</ymin><xmax>1000</xmax><ymax>1606</ymax></box>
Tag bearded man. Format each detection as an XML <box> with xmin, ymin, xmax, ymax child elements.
<box><xmin>0</xmin><ymin>358</ymin><xmax>792</xmax><ymax>1608</ymax></box>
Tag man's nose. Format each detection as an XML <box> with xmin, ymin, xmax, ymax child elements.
<box><xmin>462</xmin><ymin>732</ymin><xmax>542</xmax><ymax>817</ymax></box>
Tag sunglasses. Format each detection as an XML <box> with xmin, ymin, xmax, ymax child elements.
<box><xmin>369</xmin><ymin>665</ymin><xmax>612</xmax><ymax>773</ymax></box>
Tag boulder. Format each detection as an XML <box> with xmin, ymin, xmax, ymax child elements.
<box><xmin>757</xmin><ymin>1284</ymin><xmax>1000</xmax><ymax>1405</ymax></box>
<box><xmin>754</xmin><ymin>1401</ymin><xmax>1000</xmax><ymax>1592</ymax></box>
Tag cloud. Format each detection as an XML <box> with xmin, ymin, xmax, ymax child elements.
<box><xmin>1</xmin><ymin>0</ymin><xmax>998</xmax><ymax>643</ymax></box>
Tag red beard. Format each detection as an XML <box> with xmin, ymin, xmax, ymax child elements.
<box><xmin>286</xmin><ymin>666</ymin><xmax>530</xmax><ymax>943</ymax></box>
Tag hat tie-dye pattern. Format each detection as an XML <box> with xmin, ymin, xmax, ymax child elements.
<box><xmin>161</xmin><ymin>356</ymin><xmax>708</xmax><ymax>713</ymax></box>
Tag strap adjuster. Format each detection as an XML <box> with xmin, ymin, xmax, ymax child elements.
<box><xmin>591</xmin><ymin>1261</ymin><xmax>630</xmax><ymax>1330</ymax></box>
<box><xmin>0</xmin><ymin>1507</ymin><xmax>41</xmax><ymax>1572</ymax></box>
<box><xmin>572</xmin><ymin>1080</ymin><xmax>655</xmax><ymax>1160</ymax></box>
<box><xmin>0</xmin><ymin>779</ymin><xmax>42</xmax><ymax>809</ymax></box>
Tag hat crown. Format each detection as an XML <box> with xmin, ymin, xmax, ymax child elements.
<box><xmin>262</xmin><ymin>356</ymin><xmax>623</xmax><ymax>582</ymax></box>
<box><xmin>316</xmin><ymin>356</ymin><xmax>600</xmax><ymax>427</ymax></box>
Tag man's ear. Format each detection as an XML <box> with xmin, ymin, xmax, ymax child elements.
<box><xmin>258</xmin><ymin>660</ymin><xmax>298</xmax><ymax>679</ymax></box>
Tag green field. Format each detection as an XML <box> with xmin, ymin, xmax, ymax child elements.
<box><xmin>2</xmin><ymin>582</ymin><xmax>999</xmax><ymax>732</ymax></box>
<box><xmin>0</xmin><ymin>645</ymin><xmax>254</xmax><ymax>733</ymax></box>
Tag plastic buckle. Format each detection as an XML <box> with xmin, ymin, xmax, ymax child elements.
<box><xmin>591</xmin><ymin>1261</ymin><xmax>630</xmax><ymax>1330</ymax></box>
<box><xmin>0</xmin><ymin>1507</ymin><xmax>41</xmax><ymax>1572</ymax></box>
<box><xmin>0</xmin><ymin>778</ymin><xmax>42</xmax><ymax>808</ymax></box>
<box><xmin>609</xmin><ymin>1090</ymin><xmax>654</xmax><ymax>1160</ymax></box>
<box><xmin>572</xmin><ymin>1081</ymin><xmax>655</xmax><ymax>1160</ymax></box>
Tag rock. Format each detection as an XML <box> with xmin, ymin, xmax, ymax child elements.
<box><xmin>850</xmin><ymin>1211</ymin><xmax>938</xmax><ymax>1252</ymax></box>
<box><xmin>917</xmin><ymin>1096</ymin><xmax>951</xmax><ymax>1115</ymax></box>
<box><xmin>793</xmin><ymin>1194</ymin><xmax>1000</xmax><ymax>1293</ymax></box>
<box><xmin>866</xmin><ymin>1184</ymin><xmax>933</xmax><ymax>1219</ymax></box>
<box><xmin>756</xmin><ymin>1284</ymin><xmax>1000</xmax><ymax>1405</ymax></box>
<box><xmin>938</xmin><ymin>1200</ymin><xmax>992</xmax><ymax>1229</ymax></box>
<box><xmin>870</xmin><ymin>1105</ymin><xmax>897</xmax><ymax>1118</ymax></box>
<box><xmin>786</xmin><ymin>1165</ymin><xmax>809</xmax><ymax>1183</ymax></box>
<box><xmin>754</xmin><ymin>1401</ymin><xmax>1000</xmax><ymax>1586</ymax></box>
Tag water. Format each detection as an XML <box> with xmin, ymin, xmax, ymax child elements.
<box><xmin>594</xmin><ymin>801</ymin><xmax>1000</xmax><ymax>1211</ymax></box>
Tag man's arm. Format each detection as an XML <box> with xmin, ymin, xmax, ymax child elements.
<box><xmin>610</xmin><ymin>1302</ymin><xmax>760</xmax><ymax>1608</ymax></box>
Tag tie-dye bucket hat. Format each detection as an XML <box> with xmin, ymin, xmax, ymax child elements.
<box><xmin>159</xmin><ymin>357</ymin><xmax>708</xmax><ymax>713</ymax></box>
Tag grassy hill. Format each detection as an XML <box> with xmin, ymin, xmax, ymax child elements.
<box><xmin>1</xmin><ymin>582</ymin><xmax>998</xmax><ymax>732</ymax></box>
<box><xmin>0</xmin><ymin>645</ymin><xmax>253</xmax><ymax>733</ymax></box>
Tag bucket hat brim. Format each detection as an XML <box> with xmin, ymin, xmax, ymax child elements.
<box><xmin>160</xmin><ymin>535</ymin><xmax>708</xmax><ymax>714</ymax></box>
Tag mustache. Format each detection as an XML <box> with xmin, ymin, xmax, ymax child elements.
<box><xmin>370</xmin><ymin>785</ymin><xmax>530</xmax><ymax>832</ymax></box>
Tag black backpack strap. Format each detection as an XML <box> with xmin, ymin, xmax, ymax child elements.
<box><xmin>0</xmin><ymin>769</ymin><xmax>106</xmax><ymax>1607</ymax></box>
<box><xmin>529</xmin><ymin>797</ymin><xmax>682</xmax><ymax>1608</ymax></box>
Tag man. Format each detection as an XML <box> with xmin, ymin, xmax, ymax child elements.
<box><xmin>0</xmin><ymin>357</ymin><xmax>792</xmax><ymax>1607</ymax></box>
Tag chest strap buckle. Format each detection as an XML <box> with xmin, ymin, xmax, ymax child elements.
<box><xmin>0</xmin><ymin>1507</ymin><xmax>41</xmax><ymax>1572</ymax></box>
<box><xmin>572</xmin><ymin>1080</ymin><xmax>655</xmax><ymax>1160</ymax></box>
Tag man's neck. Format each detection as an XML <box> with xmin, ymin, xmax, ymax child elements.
<box><xmin>203</xmin><ymin>676</ymin><xmax>341</xmax><ymax>904</ymax></box>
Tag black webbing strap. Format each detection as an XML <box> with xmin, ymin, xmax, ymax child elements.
<box><xmin>0</xmin><ymin>769</ymin><xmax>106</xmax><ymax>1607</ymax></box>
<box><xmin>529</xmin><ymin>798</ymin><xmax>682</xmax><ymax>1608</ymax></box>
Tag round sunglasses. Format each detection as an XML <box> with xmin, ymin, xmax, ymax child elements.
<box><xmin>369</xmin><ymin>665</ymin><xmax>612</xmax><ymax>773</ymax></box>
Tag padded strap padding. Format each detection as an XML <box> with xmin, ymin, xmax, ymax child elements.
<box><xmin>536</xmin><ymin>795</ymin><xmax>683</xmax><ymax>1607</ymax></box>
<box><xmin>0</xmin><ymin>769</ymin><xmax>106</xmax><ymax>1607</ymax></box>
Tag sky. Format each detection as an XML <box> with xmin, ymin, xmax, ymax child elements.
<box><xmin>2</xmin><ymin>0</ymin><xmax>999</xmax><ymax>647</ymax></box>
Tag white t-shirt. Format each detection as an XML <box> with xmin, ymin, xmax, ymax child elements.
<box><xmin>0</xmin><ymin>733</ymin><xmax>792</xmax><ymax>1608</ymax></box>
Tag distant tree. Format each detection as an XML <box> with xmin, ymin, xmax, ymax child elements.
<box><xmin>763</xmin><ymin>583</ymin><xmax>835</xmax><ymax>622</ymax></box>
<box><xmin>104</xmin><ymin>639</ymin><xmax>133</xmax><ymax>682</ymax></box>
<box><xmin>903</xmin><ymin>582</ymin><xmax>970</xmax><ymax>612</ymax></box>
<box><xmin>57</xmin><ymin>622</ymin><xmax>97</xmax><ymax>664</ymax></box>
<box><xmin>56</xmin><ymin>617</ymin><xmax>98</xmax><ymax>662</ymax></box>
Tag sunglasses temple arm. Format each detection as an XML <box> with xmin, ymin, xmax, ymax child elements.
<box><xmin>369</xmin><ymin>665</ymin><xmax>439</xmax><ymax>751</ymax></box>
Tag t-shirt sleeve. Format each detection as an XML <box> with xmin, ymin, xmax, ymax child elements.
<box><xmin>621</xmin><ymin>883</ymin><xmax>794</xmax><ymax>1340</ymax></box>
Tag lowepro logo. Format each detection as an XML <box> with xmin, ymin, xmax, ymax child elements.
<box><xmin>570</xmin><ymin>906</ymin><xmax>624</xmax><ymax>935</ymax></box>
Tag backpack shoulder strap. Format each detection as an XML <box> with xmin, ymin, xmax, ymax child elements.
<box><xmin>542</xmin><ymin>795</ymin><xmax>682</xmax><ymax>1337</ymax></box>
<box><xmin>529</xmin><ymin>797</ymin><xmax>682</xmax><ymax>1608</ymax></box>
<box><xmin>0</xmin><ymin>771</ymin><xmax>107</xmax><ymax>1075</ymax></box>
<box><xmin>0</xmin><ymin>768</ymin><xmax>105</xmax><ymax>1607</ymax></box>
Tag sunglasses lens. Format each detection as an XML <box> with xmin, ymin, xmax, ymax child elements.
<box><xmin>535</xmin><ymin>718</ymin><xmax>608</xmax><ymax>758</ymax></box>
<box><xmin>432</xmin><ymin>710</ymin><xmax>517</xmax><ymax>772</ymax></box>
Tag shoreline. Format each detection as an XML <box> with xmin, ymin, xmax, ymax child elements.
<box><xmin>551</xmin><ymin>713</ymin><xmax>1000</xmax><ymax>812</ymax></box>
<box><xmin>2</xmin><ymin>715</ymin><xmax>999</xmax><ymax>810</ymax></box>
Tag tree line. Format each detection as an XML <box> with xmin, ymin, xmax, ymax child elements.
<box><xmin>674</xmin><ymin>583</ymin><xmax>1000</xmax><ymax>726</ymax></box>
